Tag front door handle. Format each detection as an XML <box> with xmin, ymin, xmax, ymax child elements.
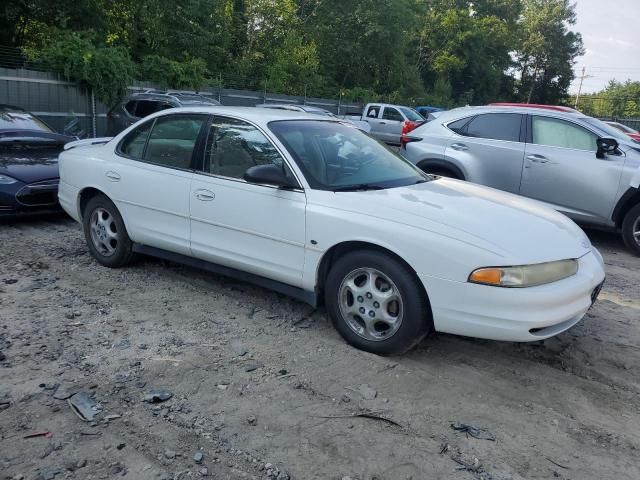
<box><xmin>526</xmin><ymin>154</ymin><xmax>549</xmax><ymax>164</ymax></box>
<box><xmin>450</xmin><ymin>143</ymin><xmax>469</xmax><ymax>151</ymax></box>
<box><xmin>379</xmin><ymin>121</ymin><xmax>387</xmax><ymax>125</ymax></box>
<box><xmin>105</xmin><ymin>171</ymin><xmax>121</xmax><ymax>182</ymax></box>
<box><xmin>194</xmin><ymin>189</ymin><xmax>215</xmax><ymax>201</ymax></box>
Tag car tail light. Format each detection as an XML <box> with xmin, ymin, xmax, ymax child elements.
<box><xmin>400</xmin><ymin>134</ymin><xmax>422</xmax><ymax>149</ymax></box>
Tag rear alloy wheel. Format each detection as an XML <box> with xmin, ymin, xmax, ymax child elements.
<box><xmin>621</xmin><ymin>203</ymin><xmax>640</xmax><ymax>256</ymax></box>
<box><xmin>325</xmin><ymin>250</ymin><xmax>433</xmax><ymax>355</ymax></box>
<box><xmin>83</xmin><ymin>194</ymin><xmax>135</xmax><ymax>267</ymax></box>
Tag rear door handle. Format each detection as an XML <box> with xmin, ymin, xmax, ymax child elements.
<box><xmin>194</xmin><ymin>189</ymin><xmax>215</xmax><ymax>201</ymax></box>
<box><xmin>450</xmin><ymin>143</ymin><xmax>468</xmax><ymax>151</ymax></box>
<box><xmin>526</xmin><ymin>154</ymin><xmax>549</xmax><ymax>164</ymax></box>
<box><xmin>105</xmin><ymin>171</ymin><xmax>121</xmax><ymax>181</ymax></box>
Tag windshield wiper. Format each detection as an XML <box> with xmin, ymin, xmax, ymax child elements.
<box><xmin>331</xmin><ymin>184</ymin><xmax>386</xmax><ymax>192</ymax></box>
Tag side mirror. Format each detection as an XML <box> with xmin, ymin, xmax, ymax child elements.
<box><xmin>596</xmin><ymin>137</ymin><xmax>618</xmax><ymax>159</ymax></box>
<box><xmin>244</xmin><ymin>164</ymin><xmax>295</xmax><ymax>188</ymax></box>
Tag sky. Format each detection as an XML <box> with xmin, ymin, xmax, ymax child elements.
<box><xmin>569</xmin><ymin>0</ymin><xmax>640</xmax><ymax>94</ymax></box>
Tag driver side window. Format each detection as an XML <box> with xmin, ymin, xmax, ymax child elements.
<box><xmin>204</xmin><ymin>117</ymin><xmax>284</xmax><ymax>179</ymax></box>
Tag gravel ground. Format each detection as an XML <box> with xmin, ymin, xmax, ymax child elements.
<box><xmin>1</xmin><ymin>215</ymin><xmax>639</xmax><ymax>480</ymax></box>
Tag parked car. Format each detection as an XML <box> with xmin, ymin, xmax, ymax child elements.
<box><xmin>0</xmin><ymin>105</ymin><xmax>75</xmax><ymax>217</ymax></box>
<box><xmin>605</xmin><ymin>121</ymin><xmax>640</xmax><ymax>142</ymax></box>
<box><xmin>256</xmin><ymin>103</ymin><xmax>371</xmax><ymax>132</ymax></box>
<box><xmin>58</xmin><ymin>106</ymin><xmax>605</xmax><ymax>355</ymax></box>
<box><xmin>400</xmin><ymin>104</ymin><xmax>640</xmax><ymax>255</ymax></box>
<box><xmin>107</xmin><ymin>90</ymin><xmax>220</xmax><ymax>135</ymax></box>
<box><xmin>415</xmin><ymin>105</ymin><xmax>444</xmax><ymax>122</ymax></box>
<box><xmin>341</xmin><ymin>103</ymin><xmax>425</xmax><ymax>145</ymax></box>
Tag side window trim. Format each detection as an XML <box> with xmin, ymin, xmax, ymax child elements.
<box><xmin>196</xmin><ymin>114</ymin><xmax>304</xmax><ymax>190</ymax></box>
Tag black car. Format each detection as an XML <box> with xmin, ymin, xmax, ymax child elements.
<box><xmin>107</xmin><ymin>90</ymin><xmax>220</xmax><ymax>135</ymax></box>
<box><xmin>0</xmin><ymin>105</ymin><xmax>74</xmax><ymax>217</ymax></box>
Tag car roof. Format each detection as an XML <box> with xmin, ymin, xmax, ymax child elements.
<box><xmin>150</xmin><ymin>106</ymin><xmax>343</xmax><ymax>125</ymax></box>
<box><xmin>435</xmin><ymin>104</ymin><xmax>589</xmax><ymax>122</ymax></box>
<box><xmin>128</xmin><ymin>91</ymin><xmax>219</xmax><ymax>105</ymax></box>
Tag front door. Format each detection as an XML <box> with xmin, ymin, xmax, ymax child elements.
<box><xmin>520</xmin><ymin>115</ymin><xmax>625</xmax><ymax>225</ymax></box>
<box><xmin>444</xmin><ymin>113</ymin><xmax>525</xmax><ymax>193</ymax></box>
<box><xmin>189</xmin><ymin>116</ymin><xmax>307</xmax><ymax>287</ymax></box>
<box><xmin>379</xmin><ymin>106</ymin><xmax>405</xmax><ymax>144</ymax></box>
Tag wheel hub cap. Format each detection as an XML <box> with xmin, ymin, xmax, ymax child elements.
<box><xmin>338</xmin><ymin>267</ymin><xmax>403</xmax><ymax>342</ymax></box>
<box><xmin>89</xmin><ymin>208</ymin><xmax>119</xmax><ymax>257</ymax></box>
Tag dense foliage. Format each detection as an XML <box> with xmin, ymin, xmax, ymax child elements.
<box><xmin>1</xmin><ymin>0</ymin><xmax>584</xmax><ymax>106</ymax></box>
<box><xmin>578</xmin><ymin>80</ymin><xmax>640</xmax><ymax>119</ymax></box>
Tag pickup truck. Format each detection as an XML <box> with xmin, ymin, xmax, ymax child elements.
<box><xmin>341</xmin><ymin>103</ymin><xmax>425</xmax><ymax>145</ymax></box>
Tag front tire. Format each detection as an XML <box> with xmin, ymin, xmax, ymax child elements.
<box><xmin>82</xmin><ymin>194</ymin><xmax>135</xmax><ymax>268</ymax></box>
<box><xmin>325</xmin><ymin>250</ymin><xmax>433</xmax><ymax>355</ymax></box>
<box><xmin>621</xmin><ymin>203</ymin><xmax>640</xmax><ymax>256</ymax></box>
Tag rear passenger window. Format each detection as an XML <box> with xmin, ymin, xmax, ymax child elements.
<box><xmin>143</xmin><ymin>115</ymin><xmax>205</xmax><ymax>169</ymax></box>
<box><xmin>465</xmin><ymin>114</ymin><xmax>522</xmax><ymax>142</ymax></box>
<box><xmin>135</xmin><ymin>100</ymin><xmax>163</xmax><ymax>118</ymax></box>
<box><xmin>124</xmin><ymin>101</ymin><xmax>137</xmax><ymax>115</ymax></box>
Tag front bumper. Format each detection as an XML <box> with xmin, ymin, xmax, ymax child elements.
<box><xmin>0</xmin><ymin>179</ymin><xmax>61</xmax><ymax>217</ymax></box>
<box><xmin>420</xmin><ymin>250</ymin><xmax>606</xmax><ymax>342</ymax></box>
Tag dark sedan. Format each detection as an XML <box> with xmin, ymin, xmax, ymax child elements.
<box><xmin>0</xmin><ymin>105</ymin><xmax>74</xmax><ymax>217</ymax></box>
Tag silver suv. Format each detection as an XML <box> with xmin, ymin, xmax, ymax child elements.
<box><xmin>401</xmin><ymin>104</ymin><xmax>640</xmax><ymax>255</ymax></box>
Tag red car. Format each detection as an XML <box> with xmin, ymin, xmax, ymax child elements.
<box><xmin>605</xmin><ymin>121</ymin><xmax>640</xmax><ymax>142</ymax></box>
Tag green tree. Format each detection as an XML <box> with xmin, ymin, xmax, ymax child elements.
<box><xmin>516</xmin><ymin>0</ymin><xmax>584</xmax><ymax>104</ymax></box>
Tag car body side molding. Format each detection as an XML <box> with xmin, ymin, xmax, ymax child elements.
<box><xmin>132</xmin><ymin>244</ymin><xmax>318</xmax><ymax>307</ymax></box>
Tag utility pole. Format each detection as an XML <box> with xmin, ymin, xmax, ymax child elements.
<box><xmin>574</xmin><ymin>67</ymin><xmax>588</xmax><ymax>109</ymax></box>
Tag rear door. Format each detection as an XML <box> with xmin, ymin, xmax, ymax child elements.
<box><xmin>443</xmin><ymin>113</ymin><xmax>525</xmax><ymax>193</ymax></box>
<box><xmin>520</xmin><ymin>115</ymin><xmax>625</xmax><ymax>224</ymax></box>
<box><xmin>106</xmin><ymin>113</ymin><xmax>207</xmax><ymax>255</ymax></box>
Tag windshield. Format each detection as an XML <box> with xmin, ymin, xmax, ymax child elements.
<box><xmin>269</xmin><ymin>120</ymin><xmax>427</xmax><ymax>191</ymax></box>
<box><xmin>399</xmin><ymin>107</ymin><xmax>425</xmax><ymax>122</ymax></box>
<box><xmin>583</xmin><ymin>117</ymin><xmax>630</xmax><ymax>142</ymax></box>
<box><xmin>0</xmin><ymin>109</ymin><xmax>53</xmax><ymax>132</ymax></box>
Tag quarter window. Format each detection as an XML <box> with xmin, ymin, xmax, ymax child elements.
<box><xmin>532</xmin><ymin>116</ymin><xmax>597</xmax><ymax>151</ymax></box>
<box><xmin>382</xmin><ymin>108</ymin><xmax>404</xmax><ymax>122</ymax></box>
<box><xmin>204</xmin><ymin>117</ymin><xmax>285</xmax><ymax>180</ymax></box>
<box><xmin>143</xmin><ymin>115</ymin><xmax>205</xmax><ymax>169</ymax></box>
<box><xmin>118</xmin><ymin>122</ymin><xmax>152</xmax><ymax>158</ymax></box>
<box><xmin>447</xmin><ymin>117</ymin><xmax>472</xmax><ymax>134</ymax></box>
<box><xmin>465</xmin><ymin>113</ymin><xmax>522</xmax><ymax>142</ymax></box>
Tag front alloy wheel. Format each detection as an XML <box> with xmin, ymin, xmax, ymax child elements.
<box><xmin>325</xmin><ymin>250</ymin><xmax>433</xmax><ymax>355</ymax></box>
<box><xmin>622</xmin><ymin>203</ymin><xmax>640</xmax><ymax>256</ymax></box>
<box><xmin>339</xmin><ymin>267</ymin><xmax>403</xmax><ymax>341</ymax></box>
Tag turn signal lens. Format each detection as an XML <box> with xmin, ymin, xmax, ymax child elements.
<box><xmin>469</xmin><ymin>268</ymin><xmax>502</xmax><ymax>286</ymax></box>
<box><xmin>469</xmin><ymin>259</ymin><xmax>578</xmax><ymax>288</ymax></box>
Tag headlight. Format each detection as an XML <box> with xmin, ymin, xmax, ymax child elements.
<box><xmin>469</xmin><ymin>259</ymin><xmax>578</xmax><ymax>287</ymax></box>
<box><xmin>0</xmin><ymin>174</ymin><xmax>18</xmax><ymax>185</ymax></box>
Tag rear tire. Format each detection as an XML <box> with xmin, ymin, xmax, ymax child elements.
<box><xmin>325</xmin><ymin>250</ymin><xmax>433</xmax><ymax>355</ymax></box>
<box><xmin>82</xmin><ymin>194</ymin><xmax>135</xmax><ymax>268</ymax></box>
<box><xmin>621</xmin><ymin>203</ymin><xmax>640</xmax><ymax>256</ymax></box>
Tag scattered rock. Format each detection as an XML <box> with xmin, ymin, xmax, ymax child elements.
<box><xmin>193</xmin><ymin>451</ymin><xmax>204</xmax><ymax>464</ymax></box>
<box><xmin>164</xmin><ymin>449</ymin><xmax>176</xmax><ymax>459</ymax></box>
<box><xmin>341</xmin><ymin>394</ymin><xmax>351</xmax><ymax>403</ymax></box>
<box><xmin>0</xmin><ymin>351</ymin><xmax>5</xmax><ymax>362</ymax></box>
<box><xmin>68</xmin><ymin>392</ymin><xmax>101</xmax><ymax>421</ymax></box>
<box><xmin>359</xmin><ymin>384</ymin><xmax>377</xmax><ymax>400</ymax></box>
<box><xmin>230</xmin><ymin>339</ymin><xmax>248</xmax><ymax>356</ymax></box>
<box><xmin>244</xmin><ymin>362</ymin><xmax>264</xmax><ymax>372</ymax></box>
<box><xmin>143</xmin><ymin>389</ymin><xmax>173</xmax><ymax>403</ymax></box>
<box><xmin>247</xmin><ymin>415</ymin><xmax>257</xmax><ymax>426</ymax></box>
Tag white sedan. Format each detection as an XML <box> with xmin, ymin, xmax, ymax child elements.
<box><xmin>58</xmin><ymin>107</ymin><xmax>605</xmax><ymax>355</ymax></box>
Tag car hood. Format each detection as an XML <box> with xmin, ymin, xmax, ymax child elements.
<box><xmin>321</xmin><ymin>178</ymin><xmax>592</xmax><ymax>263</ymax></box>
<box><xmin>0</xmin><ymin>145</ymin><xmax>62</xmax><ymax>183</ymax></box>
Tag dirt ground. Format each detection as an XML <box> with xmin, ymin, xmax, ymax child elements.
<box><xmin>1</xmin><ymin>216</ymin><xmax>639</xmax><ymax>480</ymax></box>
